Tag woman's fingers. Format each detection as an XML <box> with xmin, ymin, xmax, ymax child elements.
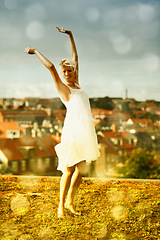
<box><xmin>25</xmin><ymin>47</ymin><xmax>29</xmax><ymax>53</ymax></box>
<box><xmin>25</xmin><ymin>46</ymin><xmax>31</xmax><ymax>54</ymax></box>
<box><xmin>25</xmin><ymin>46</ymin><xmax>35</xmax><ymax>54</ymax></box>
<box><xmin>56</xmin><ymin>27</ymin><xmax>66</xmax><ymax>33</ymax></box>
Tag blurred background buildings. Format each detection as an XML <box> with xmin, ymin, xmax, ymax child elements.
<box><xmin>0</xmin><ymin>96</ymin><xmax>160</xmax><ymax>178</ymax></box>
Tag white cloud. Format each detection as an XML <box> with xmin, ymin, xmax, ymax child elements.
<box><xmin>142</xmin><ymin>53</ymin><xmax>160</xmax><ymax>72</ymax></box>
<box><xmin>109</xmin><ymin>31</ymin><xmax>132</xmax><ymax>55</ymax></box>
<box><xmin>86</xmin><ymin>8</ymin><xmax>100</xmax><ymax>22</ymax></box>
<box><xmin>138</xmin><ymin>4</ymin><xmax>156</xmax><ymax>22</ymax></box>
<box><xmin>26</xmin><ymin>21</ymin><xmax>44</xmax><ymax>40</ymax></box>
<box><xmin>5</xmin><ymin>82</ymin><xmax>57</xmax><ymax>98</ymax></box>
<box><xmin>25</xmin><ymin>3</ymin><xmax>46</xmax><ymax>21</ymax></box>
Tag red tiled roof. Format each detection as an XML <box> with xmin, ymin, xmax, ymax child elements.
<box><xmin>51</xmin><ymin>134</ymin><xmax>61</xmax><ymax>143</ymax></box>
<box><xmin>132</xmin><ymin>118</ymin><xmax>152</xmax><ymax>125</ymax></box>
<box><xmin>0</xmin><ymin>138</ymin><xmax>25</xmax><ymax>160</ymax></box>
<box><xmin>145</xmin><ymin>100</ymin><xmax>156</xmax><ymax>103</ymax></box>
<box><xmin>118</xmin><ymin>141</ymin><xmax>135</xmax><ymax>150</ymax></box>
<box><xmin>133</xmin><ymin>110</ymin><xmax>147</xmax><ymax>115</ymax></box>
<box><xmin>0</xmin><ymin>121</ymin><xmax>25</xmax><ymax>138</ymax></box>
<box><xmin>129</xmin><ymin>104</ymin><xmax>137</xmax><ymax>108</ymax></box>
<box><xmin>53</xmin><ymin>109</ymin><xmax>66</xmax><ymax>114</ymax></box>
<box><xmin>93</xmin><ymin>119</ymin><xmax>101</xmax><ymax>126</ymax></box>
<box><xmin>102</xmin><ymin>131</ymin><xmax>132</xmax><ymax>139</ymax></box>
<box><xmin>109</xmin><ymin>112</ymin><xmax>131</xmax><ymax>119</ymax></box>
<box><xmin>155</xmin><ymin>109</ymin><xmax>160</xmax><ymax>115</ymax></box>
<box><xmin>97</xmin><ymin>135</ymin><xmax>117</xmax><ymax>154</ymax></box>
<box><xmin>13</xmin><ymin>98</ymin><xmax>25</xmax><ymax>101</ymax></box>
<box><xmin>36</xmin><ymin>135</ymin><xmax>57</xmax><ymax>157</ymax></box>
<box><xmin>53</xmin><ymin>109</ymin><xmax>66</xmax><ymax>121</ymax></box>
<box><xmin>146</xmin><ymin>105</ymin><xmax>157</xmax><ymax>109</ymax></box>
<box><xmin>40</xmin><ymin>99</ymin><xmax>54</xmax><ymax>103</ymax></box>
<box><xmin>0</xmin><ymin>109</ymin><xmax>47</xmax><ymax>118</ymax></box>
<box><xmin>0</xmin><ymin>135</ymin><xmax>58</xmax><ymax>161</ymax></box>
<box><xmin>91</xmin><ymin>108</ymin><xmax>113</xmax><ymax>116</ymax></box>
<box><xmin>98</xmin><ymin>131</ymin><xmax>135</xmax><ymax>152</ymax></box>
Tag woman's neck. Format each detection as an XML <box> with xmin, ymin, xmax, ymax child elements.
<box><xmin>66</xmin><ymin>82</ymin><xmax>78</xmax><ymax>88</ymax></box>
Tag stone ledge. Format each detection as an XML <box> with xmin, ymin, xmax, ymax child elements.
<box><xmin>1</xmin><ymin>175</ymin><xmax>160</xmax><ymax>240</ymax></box>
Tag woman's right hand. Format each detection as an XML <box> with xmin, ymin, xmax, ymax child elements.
<box><xmin>25</xmin><ymin>46</ymin><xmax>36</xmax><ymax>55</ymax></box>
<box><xmin>56</xmin><ymin>27</ymin><xmax>71</xmax><ymax>35</ymax></box>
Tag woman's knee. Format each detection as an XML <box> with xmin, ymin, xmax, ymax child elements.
<box><xmin>64</xmin><ymin>165</ymin><xmax>75</xmax><ymax>175</ymax></box>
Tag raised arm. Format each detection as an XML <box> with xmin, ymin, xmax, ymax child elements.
<box><xmin>56</xmin><ymin>27</ymin><xmax>78</xmax><ymax>69</ymax></box>
<box><xmin>25</xmin><ymin>47</ymin><xmax>71</xmax><ymax>101</ymax></box>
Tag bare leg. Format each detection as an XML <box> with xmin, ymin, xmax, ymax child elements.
<box><xmin>58</xmin><ymin>166</ymin><xmax>75</xmax><ymax>218</ymax></box>
<box><xmin>65</xmin><ymin>161</ymin><xmax>86</xmax><ymax>214</ymax></box>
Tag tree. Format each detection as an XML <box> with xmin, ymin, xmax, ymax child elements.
<box><xmin>139</xmin><ymin>112</ymin><xmax>155</xmax><ymax>122</ymax></box>
<box><xmin>121</xmin><ymin>101</ymin><xmax>130</xmax><ymax>113</ymax></box>
<box><xmin>117</xmin><ymin>148</ymin><xmax>158</xmax><ymax>179</ymax></box>
<box><xmin>90</xmin><ymin>97</ymin><xmax>115</xmax><ymax>110</ymax></box>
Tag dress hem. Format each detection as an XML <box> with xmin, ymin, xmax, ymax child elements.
<box><xmin>57</xmin><ymin>156</ymin><xmax>99</xmax><ymax>173</ymax></box>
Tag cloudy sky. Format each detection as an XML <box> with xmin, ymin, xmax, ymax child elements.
<box><xmin>0</xmin><ymin>0</ymin><xmax>160</xmax><ymax>101</ymax></box>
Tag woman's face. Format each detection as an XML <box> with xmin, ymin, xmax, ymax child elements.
<box><xmin>61</xmin><ymin>65</ymin><xmax>75</xmax><ymax>83</ymax></box>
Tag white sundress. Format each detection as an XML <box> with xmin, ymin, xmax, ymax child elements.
<box><xmin>55</xmin><ymin>83</ymin><xmax>100</xmax><ymax>173</ymax></box>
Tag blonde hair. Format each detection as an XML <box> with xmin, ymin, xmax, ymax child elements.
<box><xmin>59</xmin><ymin>59</ymin><xmax>78</xmax><ymax>78</ymax></box>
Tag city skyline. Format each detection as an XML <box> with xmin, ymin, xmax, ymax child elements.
<box><xmin>0</xmin><ymin>0</ymin><xmax>160</xmax><ymax>101</ymax></box>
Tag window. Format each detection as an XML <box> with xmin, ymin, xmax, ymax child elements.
<box><xmin>21</xmin><ymin>160</ymin><xmax>26</xmax><ymax>171</ymax></box>
<box><xmin>118</xmin><ymin>139</ymin><xmax>123</xmax><ymax>146</ymax></box>
<box><xmin>54</xmin><ymin>157</ymin><xmax>58</xmax><ymax>167</ymax></box>
<box><xmin>12</xmin><ymin>161</ymin><xmax>18</xmax><ymax>173</ymax></box>
<box><xmin>37</xmin><ymin>158</ymin><xmax>43</xmax><ymax>170</ymax></box>
<box><xmin>45</xmin><ymin>158</ymin><xmax>50</xmax><ymax>168</ymax></box>
<box><xmin>29</xmin><ymin>158</ymin><xmax>34</xmax><ymax>171</ymax></box>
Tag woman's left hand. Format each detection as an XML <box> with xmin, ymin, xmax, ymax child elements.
<box><xmin>56</xmin><ymin>27</ymin><xmax>71</xmax><ymax>35</ymax></box>
<box><xmin>25</xmin><ymin>46</ymin><xmax>36</xmax><ymax>55</ymax></box>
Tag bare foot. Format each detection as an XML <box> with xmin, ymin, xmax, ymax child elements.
<box><xmin>65</xmin><ymin>203</ymin><xmax>81</xmax><ymax>215</ymax></box>
<box><xmin>58</xmin><ymin>205</ymin><xmax>65</xmax><ymax>218</ymax></box>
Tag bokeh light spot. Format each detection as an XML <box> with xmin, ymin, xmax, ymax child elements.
<box><xmin>111</xmin><ymin>205</ymin><xmax>126</xmax><ymax>221</ymax></box>
<box><xmin>138</xmin><ymin>4</ymin><xmax>155</xmax><ymax>22</ymax></box>
<box><xmin>11</xmin><ymin>194</ymin><xmax>30</xmax><ymax>215</ymax></box>
<box><xmin>4</xmin><ymin>0</ymin><xmax>17</xmax><ymax>10</ymax></box>
<box><xmin>93</xmin><ymin>223</ymin><xmax>108</xmax><ymax>238</ymax></box>
<box><xmin>110</xmin><ymin>231</ymin><xmax>126</xmax><ymax>240</ymax></box>
<box><xmin>136</xmin><ymin>201</ymin><xmax>151</xmax><ymax>212</ymax></box>
<box><xmin>39</xmin><ymin>228</ymin><xmax>54</xmax><ymax>239</ymax></box>
<box><xmin>18</xmin><ymin>234</ymin><xmax>33</xmax><ymax>240</ymax></box>
<box><xmin>108</xmin><ymin>190</ymin><xmax>124</xmax><ymax>203</ymax></box>
<box><xmin>1</xmin><ymin>223</ymin><xmax>18</xmax><ymax>239</ymax></box>
<box><xmin>142</xmin><ymin>53</ymin><xmax>160</xmax><ymax>72</ymax></box>
<box><xmin>86</xmin><ymin>8</ymin><xmax>100</xmax><ymax>22</ymax></box>
<box><xmin>109</xmin><ymin>31</ymin><xmax>132</xmax><ymax>54</ymax></box>
<box><xmin>26</xmin><ymin>21</ymin><xmax>44</xmax><ymax>40</ymax></box>
<box><xmin>20</xmin><ymin>177</ymin><xmax>39</xmax><ymax>191</ymax></box>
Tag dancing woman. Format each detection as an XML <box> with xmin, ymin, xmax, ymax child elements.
<box><xmin>25</xmin><ymin>27</ymin><xmax>100</xmax><ymax>218</ymax></box>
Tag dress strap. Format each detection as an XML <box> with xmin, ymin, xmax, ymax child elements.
<box><xmin>66</xmin><ymin>85</ymin><xmax>74</xmax><ymax>92</ymax></box>
<box><xmin>75</xmin><ymin>83</ymin><xmax>81</xmax><ymax>89</ymax></box>
<box><xmin>66</xmin><ymin>83</ymin><xmax>81</xmax><ymax>91</ymax></box>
